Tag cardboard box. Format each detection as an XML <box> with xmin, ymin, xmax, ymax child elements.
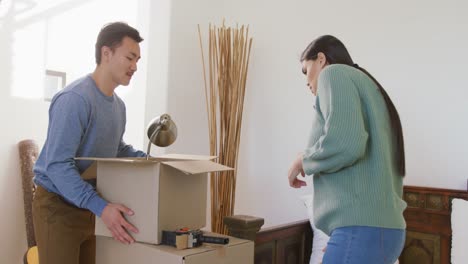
<box><xmin>96</xmin><ymin>233</ymin><xmax>254</xmax><ymax>264</ymax></box>
<box><xmin>78</xmin><ymin>155</ymin><xmax>232</xmax><ymax>244</ymax></box>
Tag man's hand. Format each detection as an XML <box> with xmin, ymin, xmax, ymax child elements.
<box><xmin>101</xmin><ymin>203</ymin><xmax>139</xmax><ymax>244</ymax></box>
<box><xmin>288</xmin><ymin>153</ymin><xmax>307</xmax><ymax>188</ymax></box>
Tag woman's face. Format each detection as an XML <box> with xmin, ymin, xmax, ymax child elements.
<box><xmin>301</xmin><ymin>53</ymin><xmax>327</xmax><ymax>95</ymax></box>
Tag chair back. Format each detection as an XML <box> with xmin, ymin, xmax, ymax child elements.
<box><xmin>18</xmin><ymin>139</ymin><xmax>39</xmax><ymax>248</ymax></box>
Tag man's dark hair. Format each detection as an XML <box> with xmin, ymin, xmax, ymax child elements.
<box><xmin>95</xmin><ymin>22</ymin><xmax>143</xmax><ymax>64</ymax></box>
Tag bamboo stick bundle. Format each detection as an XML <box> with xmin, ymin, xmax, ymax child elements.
<box><xmin>198</xmin><ymin>22</ymin><xmax>253</xmax><ymax>234</ymax></box>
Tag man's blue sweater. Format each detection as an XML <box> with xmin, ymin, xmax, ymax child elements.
<box><xmin>34</xmin><ymin>74</ymin><xmax>146</xmax><ymax>216</ymax></box>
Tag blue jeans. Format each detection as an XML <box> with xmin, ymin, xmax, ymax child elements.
<box><xmin>322</xmin><ymin>226</ymin><xmax>405</xmax><ymax>264</ymax></box>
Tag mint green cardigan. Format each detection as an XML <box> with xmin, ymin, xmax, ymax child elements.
<box><xmin>302</xmin><ymin>64</ymin><xmax>407</xmax><ymax>235</ymax></box>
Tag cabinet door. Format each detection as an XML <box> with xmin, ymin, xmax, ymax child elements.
<box><xmin>254</xmin><ymin>235</ymin><xmax>306</xmax><ymax>264</ymax></box>
<box><xmin>255</xmin><ymin>241</ymin><xmax>275</xmax><ymax>264</ymax></box>
<box><xmin>399</xmin><ymin>231</ymin><xmax>440</xmax><ymax>264</ymax></box>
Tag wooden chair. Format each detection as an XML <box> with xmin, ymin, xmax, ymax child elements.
<box><xmin>18</xmin><ymin>139</ymin><xmax>39</xmax><ymax>264</ymax></box>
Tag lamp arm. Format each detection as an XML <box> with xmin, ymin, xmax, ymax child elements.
<box><xmin>146</xmin><ymin>126</ymin><xmax>162</xmax><ymax>160</ymax></box>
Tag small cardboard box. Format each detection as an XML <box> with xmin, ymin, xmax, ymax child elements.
<box><xmin>78</xmin><ymin>154</ymin><xmax>232</xmax><ymax>244</ymax></box>
<box><xmin>96</xmin><ymin>233</ymin><xmax>254</xmax><ymax>264</ymax></box>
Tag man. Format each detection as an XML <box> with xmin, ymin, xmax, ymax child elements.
<box><xmin>32</xmin><ymin>22</ymin><xmax>145</xmax><ymax>264</ymax></box>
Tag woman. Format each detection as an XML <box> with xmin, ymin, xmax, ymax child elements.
<box><xmin>287</xmin><ymin>35</ymin><xmax>407</xmax><ymax>264</ymax></box>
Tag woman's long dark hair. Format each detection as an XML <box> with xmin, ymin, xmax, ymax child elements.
<box><xmin>301</xmin><ymin>35</ymin><xmax>405</xmax><ymax>176</ymax></box>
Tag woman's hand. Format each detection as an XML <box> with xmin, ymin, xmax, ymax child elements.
<box><xmin>288</xmin><ymin>153</ymin><xmax>307</xmax><ymax>188</ymax></box>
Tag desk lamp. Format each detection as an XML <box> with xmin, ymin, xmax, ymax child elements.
<box><xmin>146</xmin><ymin>114</ymin><xmax>177</xmax><ymax>160</ymax></box>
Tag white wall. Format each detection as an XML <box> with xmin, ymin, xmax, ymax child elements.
<box><xmin>158</xmin><ymin>0</ymin><xmax>468</xmax><ymax>228</ymax></box>
<box><xmin>145</xmin><ymin>0</ymin><xmax>223</xmax><ymax>155</ymax></box>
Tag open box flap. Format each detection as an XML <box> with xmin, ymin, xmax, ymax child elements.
<box><xmin>76</xmin><ymin>154</ymin><xmax>217</xmax><ymax>163</ymax></box>
<box><xmin>81</xmin><ymin>162</ymin><xmax>97</xmax><ymax>180</ymax></box>
<box><xmin>76</xmin><ymin>157</ymin><xmax>148</xmax><ymax>163</ymax></box>
<box><xmin>162</xmin><ymin>160</ymin><xmax>233</xmax><ymax>174</ymax></box>
<box><xmin>76</xmin><ymin>157</ymin><xmax>156</xmax><ymax>180</ymax></box>
<box><xmin>152</xmin><ymin>154</ymin><xmax>217</xmax><ymax>161</ymax></box>
<box><xmin>76</xmin><ymin>156</ymin><xmax>227</xmax><ymax>178</ymax></box>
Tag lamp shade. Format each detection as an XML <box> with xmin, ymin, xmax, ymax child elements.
<box><xmin>146</xmin><ymin>114</ymin><xmax>177</xmax><ymax>157</ymax></box>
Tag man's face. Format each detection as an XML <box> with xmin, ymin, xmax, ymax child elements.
<box><xmin>106</xmin><ymin>36</ymin><xmax>141</xmax><ymax>86</ymax></box>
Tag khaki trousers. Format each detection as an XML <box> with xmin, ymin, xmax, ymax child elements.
<box><xmin>32</xmin><ymin>186</ymin><xmax>95</xmax><ymax>264</ymax></box>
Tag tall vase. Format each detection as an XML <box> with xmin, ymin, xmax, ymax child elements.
<box><xmin>198</xmin><ymin>22</ymin><xmax>253</xmax><ymax>234</ymax></box>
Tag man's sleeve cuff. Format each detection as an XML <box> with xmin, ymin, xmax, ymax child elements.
<box><xmin>87</xmin><ymin>195</ymin><xmax>108</xmax><ymax>217</ymax></box>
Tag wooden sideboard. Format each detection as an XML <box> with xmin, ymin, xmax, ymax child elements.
<box><xmin>254</xmin><ymin>220</ymin><xmax>312</xmax><ymax>264</ymax></box>
<box><xmin>400</xmin><ymin>185</ymin><xmax>468</xmax><ymax>264</ymax></box>
<box><xmin>225</xmin><ymin>184</ymin><xmax>468</xmax><ymax>264</ymax></box>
